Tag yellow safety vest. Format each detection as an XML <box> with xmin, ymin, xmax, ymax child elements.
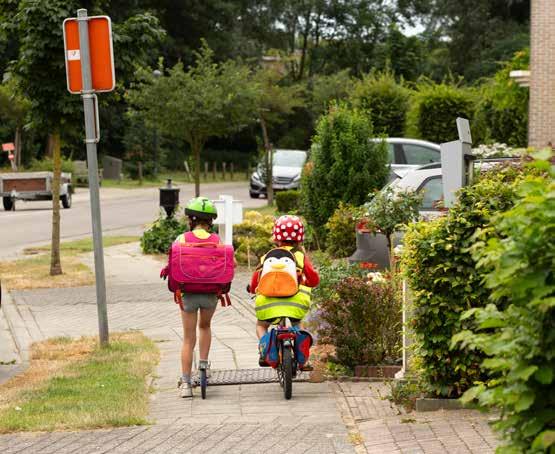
<box><xmin>254</xmin><ymin>247</ymin><xmax>311</xmax><ymax>320</ymax></box>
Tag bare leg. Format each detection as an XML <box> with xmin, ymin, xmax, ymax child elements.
<box><xmin>181</xmin><ymin>309</ymin><xmax>198</xmax><ymax>376</ymax></box>
<box><xmin>256</xmin><ymin>320</ymin><xmax>271</xmax><ymax>339</ymax></box>
<box><xmin>198</xmin><ymin>306</ymin><xmax>216</xmax><ymax>361</ymax></box>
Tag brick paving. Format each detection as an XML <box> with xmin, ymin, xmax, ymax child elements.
<box><xmin>0</xmin><ymin>243</ymin><xmax>499</xmax><ymax>453</ymax></box>
<box><xmin>333</xmin><ymin>382</ymin><xmax>498</xmax><ymax>454</ymax></box>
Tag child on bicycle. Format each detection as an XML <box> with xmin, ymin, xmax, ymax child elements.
<box><xmin>249</xmin><ymin>215</ymin><xmax>319</xmax><ymax>345</ymax></box>
<box><xmin>161</xmin><ymin>197</ymin><xmax>222</xmax><ymax>398</ymax></box>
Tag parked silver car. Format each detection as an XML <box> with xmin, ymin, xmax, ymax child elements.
<box><xmin>249</xmin><ymin>149</ymin><xmax>307</xmax><ymax>198</ymax></box>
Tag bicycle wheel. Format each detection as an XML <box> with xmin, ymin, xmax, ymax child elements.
<box><xmin>282</xmin><ymin>346</ymin><xmax>293</xmax><ymax>400</ymax></box>
<box><xmin>200</xmin><ymin>368</ymin><xmax>207</xmax><ymax>400</ymax></box>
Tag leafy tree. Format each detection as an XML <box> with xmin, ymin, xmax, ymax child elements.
<box><xmin>9</xmin><ymin>0</ymin><xmax>82</xmax><ymax>275</ymax></box>
<box><xmin>307</xmin><ymin>69</ymin><xmax>353</xmax><ymax>120</ymax></box>
<box><xmin>6</xmin><ymin>0</ymin><xmax>164</xmax><ymax>275</ymax></box>
<box><xmin>301</xmin><ymin>104</ymin><xmax>388</xmax><ymax>243</ymax></box>
<box><xmin>398</xmin><ymin>0</ymin><xmax>530</xmax><ymax>80</ymax></box>
<box><xmin>128</xmin><ymin>43</ymin><xmax>259</xmax><ymax>197</ymax></box>
<box><xmin>254</xmin><ymin>66</ymin><xmax>303</xmax><ymax>205</ymax></box>
<box><xmin>0</xmin><ymin>76</ymin><xmax>30</xmax><ymax>168</ymax></box>
<box><xmin>365</xmin><ymin>187</ymin><xmax>422</xmax><ymax>268</ymax></box>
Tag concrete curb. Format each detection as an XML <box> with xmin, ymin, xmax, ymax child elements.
<box><xmin>0</xmin><ymin>288</ymin><xmax>32</xmax><ymax>385</ymax></box>
<box><xmin>0</xmin><ymin>290</ymin><xmax>33</xmax><ymax>362</ymax></box>
<box><xmin>415</xmin><ymin>397</ymin><xmax>463</xmax><ymax>412</ymax></box>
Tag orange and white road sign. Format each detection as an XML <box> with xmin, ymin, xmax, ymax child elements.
<box><xmin>2</xmin><ymin>143</ymin><xmax>15</xmax><ymax>152</ymax></box>
<box><xmin>63</xmin><ymin>16</ymin><xmax>115</xmax><ymax>94</ymax></box>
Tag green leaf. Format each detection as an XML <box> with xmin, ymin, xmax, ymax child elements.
<box><xmin>534</xmin><ymin>366</ymin><xmax>554</xmax><ymax>385</ymax></box>
<box><xmin>511</xmin><ymin>365</ymin><xmax>538</xmax><ymax>381</ymax></box>
<box><xmin>460</xmin><ymin>384</ymin><xmax>485</xmax><ymax>404</ymax></box>
<box><xmin>532</xmin><ymin>430</ymin><xmax>555</xmax><ymax>450</ymax></box>
<box><xmin>514</xmin><ymin>391</ymin><xmax>535</xmax><ymax>412</ymax></box>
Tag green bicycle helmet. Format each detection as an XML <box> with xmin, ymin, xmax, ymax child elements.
<box><xmin>185</xmin><ymin>197</ymin><xmax>218</xmax><ymax>220</ymax></box>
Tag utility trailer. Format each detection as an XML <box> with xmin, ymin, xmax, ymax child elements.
<box><xmin>0</xmin><ymin>172</ymin><xmax>72</xmax><ymax>211</ymax></box>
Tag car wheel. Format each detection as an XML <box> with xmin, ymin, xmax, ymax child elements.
<box><xmin>249</xmin><ymin>191</ymin><xmax>260</xmax><ymax>199</ymax></box>
<box><xmin>61</xmin><ymin>193</ymin><xmax>72</xmax><ymax>209</ymax></box>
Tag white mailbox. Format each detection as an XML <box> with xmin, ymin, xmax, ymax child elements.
<box><xmin>440</xmin><ymin>117</ymin><xmax>475</xmax><ymax>208</ymax></box>
<box><xmin>212</xmin><ymin>194</ymin><xmax>243</xmax><ymax>245</ymax></box>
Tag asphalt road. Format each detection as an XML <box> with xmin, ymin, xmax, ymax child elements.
<box><xmin>0</xmin><ymin>181</ymin><xmax>265</xmax><ymax>259</ymax></box>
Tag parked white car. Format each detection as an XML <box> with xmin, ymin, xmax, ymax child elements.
<box><xmin>370</xmin><ymin>138</ymin><xmax>441</xmax><ymax>180</ymax></box>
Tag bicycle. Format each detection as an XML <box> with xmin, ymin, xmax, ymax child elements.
<box><xmin>274</xmin><ymin>318</ymin><xmax>299</xmax><ymax>400</ymax></box>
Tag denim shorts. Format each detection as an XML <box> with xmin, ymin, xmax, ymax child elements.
<box><xmin>181</xmin><ymin>294</ymin><xmax>218</xmax><ymax>313</ymax></box>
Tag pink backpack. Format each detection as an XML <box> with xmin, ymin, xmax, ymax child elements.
<box><xmin>161</xmin><ymin>231</ymin><xmax>235</xmax><ymax>307</ymax></box>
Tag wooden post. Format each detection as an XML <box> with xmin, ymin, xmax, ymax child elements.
<box><xmin>222</xmin><ymin>162</ymin><xmax>227</xmax><ymax>180</ymax></box>
<box><xmin>204</xmin><ymin>161</ymin><xmax>208</xmax><ymax>181</ymax></box>
<box><xmin>212</xmin><ymin>161</ymin><xmax>217</xmax><ymax>180</ymax></box>
<box><xmin>245</xmin><ymin>165</ymin><xmax>250</xmax><ymax>180</ymax></box>
<box><xmin>230</xmin><ymin>162</ymin><xmax>234</xmax><ymax>180</ymax></box>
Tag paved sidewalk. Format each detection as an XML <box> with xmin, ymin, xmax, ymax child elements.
<box><xmin>0</xmin><ymin>243</ymin><xmax>499</xmax><ymax>453</ymax></box>
<box><xmin>1</xmin><ymin>243</ymin><xmax>353</xmax><ymax>453</ymax></box>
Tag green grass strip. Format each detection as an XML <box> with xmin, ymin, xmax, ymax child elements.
<box><xmin>0</xmin><ymin>333</ymin><xmax>159</xmax><ymax>433</ymax></box>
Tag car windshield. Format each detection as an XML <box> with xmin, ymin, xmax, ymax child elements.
<box><xmin>273</xmin><ymin>150</ymin><xmax>306</xmax><ymax>167</ymax></box>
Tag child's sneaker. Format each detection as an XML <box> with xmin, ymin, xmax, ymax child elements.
<box><xmin>300</xmin><ymin>363</ymin><xmax>314</xmax><ymax>372</ymax></box>
<box><xmin>177</xmin><ymin>377</ymin><xmax>193</xmax><ymax>398</ymax></box>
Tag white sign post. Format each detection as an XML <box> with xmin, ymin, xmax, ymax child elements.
<box><xmin>213</xmin><ymin>195</ymin><xmax>243</xmax><ymax>245</ymax></box>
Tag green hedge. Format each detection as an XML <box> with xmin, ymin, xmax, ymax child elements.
<box><xmin>351</xmin><ymin>70</ymin><xmax>410</xmax><ymax>137</ymax></box>
<box><xmin>141</xmin><ymin>215</ymin><xmax>186</xmax><ymax>254</ymax></box>
<box><xmin>275</xmin><ymin>190</ymin><xmax>300</xmax><ymax>213</ymax></box>
<box><xmin>453</xmin><ymin>154</ymin><xmax>554</xmax><ymax>452</ymax></box>
<box><xmin>407</xmin><ymin>80</ymin><xmax>475</xmax><ymax>143</ymax></box>
<box><xmin>474</xmin><ymin>49</ymin><xmax>529</xmax><ymax>147</ymax></box>
<box><xmin>401</xmin><ymin>166</ymin><xmax>530</xmax><ymax>398</ymax></box>
<box><xmin>301</xmin><ymin>104</ymin><xmax>388</xmax><ymax>243</ymax></box>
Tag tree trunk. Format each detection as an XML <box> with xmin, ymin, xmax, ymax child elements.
<box><xmin>298</xmin><ymin>9</ymin><xmax>312</xmax><ymax>80</ymax></box>
<box><xmin>15</xmin><ymin>127</ymin><xmax>22</xmax><ymax>168</ymax></box>
<box><xmin>192</xmin><ymin>141</ymin><xmax>202</xmax><ymax>197</ymax></box>
<box><xmin>386</xmin><ymin>233</ymin><xmax>395</xmax><ymax>272</ymax></box>
<box><xmin>50</xmin><ymin>132</ymin><xmax>62</xmax><ymax>276</ymax></box>
<box><xmin>46</xmin><ymin>134</ymin><xmax>54</xmax><ymax>158</ymax></box>
<box><xmin>260</xmin><ymin>116</ymin><xmax>273</xmax><ymax>206</ymax></box>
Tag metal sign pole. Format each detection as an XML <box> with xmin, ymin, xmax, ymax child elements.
<box><xmin>77</xmin><ymin>8</ymin><xmax>109</xmax><ymax>345</ymax></box>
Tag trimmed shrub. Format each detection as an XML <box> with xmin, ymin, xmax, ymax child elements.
<box><xmin>301</xmin><ymin>104</ymin><xmax>389</xmax><ymax>244</ymax></box>
<box><xmin>474</xmin><ymin>49</ymin><xmax>529</xmax><ymax>147</ymax></box>
<box><xmin>275</xmin><ymin>190</ymin><xmax>300</xmax><ymax>213</ymax></box>
<box><xmin>351</xmin><ymin>70</ymin><xmax>410</xmax><ymax>137</ymax></box>
<box><xmin>325</xmin><ymin>202</ymin><xmax>364</xmax><ymax>258</ymax></box>
<box><xmin>453</xmin><ymin>154</ymin><xmax>554</xmax><ymax>452</ymax></box>
<box><xmin>318</xmin><ymin>276</ymin><xmax>401</xmax><ymax>369</ymax></box>
<box><xmin>407</xmin><ymin>80</ymin><xmax>475</xmax><ymax>143</ymax></box>
<box><xmin>401</xmin><ymin>166</ymin><xmax>532</xmax><ymax>398</ymax></box>
<box><xmin>28</xmin><ymin>157</ymin><xmax>75</xmax><ymax>174</ymax></box>
<box><xmin>233</xmin><ymin>210</ymin><xmax>275</xmax><ymax>266</ymax></box>
<box><xmin>141</xmin><ymin>215</ymin><xmax>186</xmax><ymax>254</ymax></box>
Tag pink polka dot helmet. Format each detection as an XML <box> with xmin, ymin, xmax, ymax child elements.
<box><xmin>272</xmin><ymin>215</ymin><xmax>304</xmax><ymax>243</ymax></box>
